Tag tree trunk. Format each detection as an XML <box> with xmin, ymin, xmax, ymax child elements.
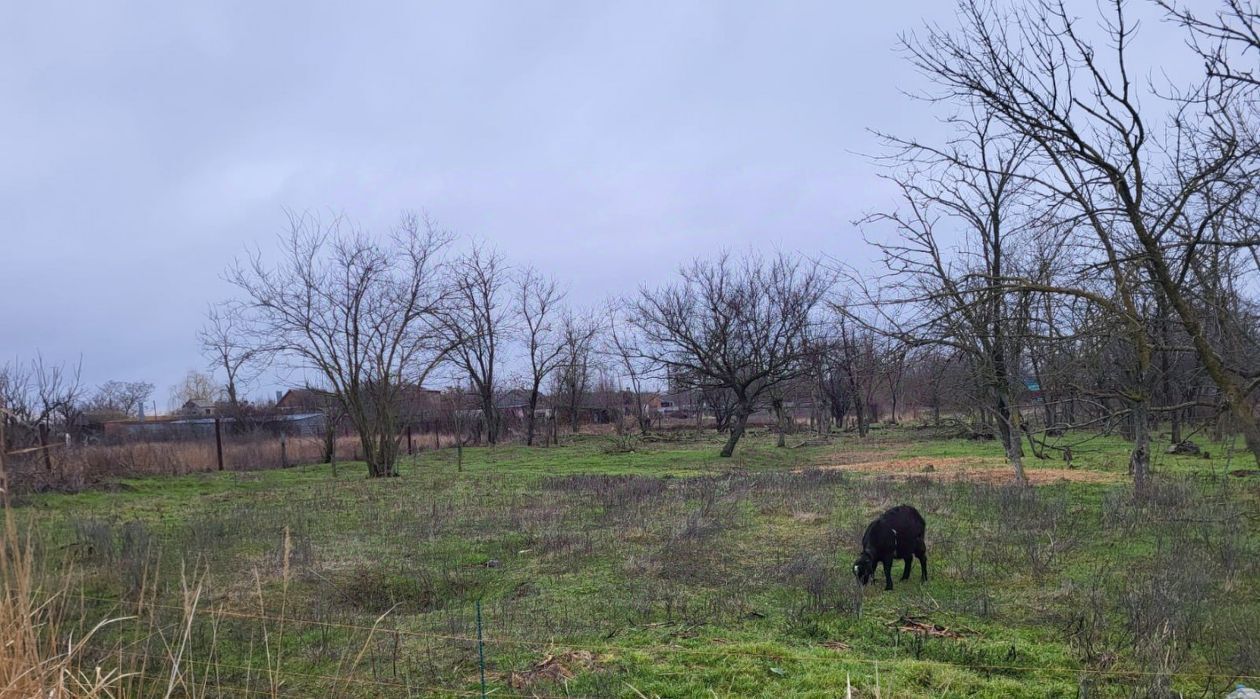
<box><xmin>720</xmin><ymin>404</ymin><xmax>751</xmax><ymax>458</ymax></box>
<box><xmin>322</xmin><ymin>423</ymin><xmax>336</xmax><ymax>463</ymax></box>
<box><xmin>480</xmin><ymin>392</ymin><xmax>498</xmax><ymax>445</ymax></box>
<box><xmin>995</xmin><ymin>389</ymin><xmax>1027</xmax><ymax>483</ymax></box>
<box><xmin>773</xmin><ymin>398</ymin><xmax>786</xmax><ymax>448</ymax></box>
<box><xmin>359</xmin><ymin>429</ymin><xmax>399</xmax><ymax>478</ymax></box>
<box><xmin>1241</xmin><ymin>421</ymin><xmax>1260</xmax><ymax>468</ymax></box>
<box><xmin>1129</xmin><ymin>400</ymin><xmax>1151</xmax><ymax>494</ymax></box>
<box><xmin>525</xmin><ymin>387</ymin><xmax>540</xmax><ymax>446</ymax></box>
<box><xmin>854</xmin><ymin>399</ymin><xmax>868</xmax><ymax>437</ymax></box>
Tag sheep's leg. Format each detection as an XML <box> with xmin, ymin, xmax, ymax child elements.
<box><xmin>915</xmin><ymin>542</ymin><xmax>928</xmax><ymax>582</ymax></box>
<box><xmin>901</xmin><ymin>555</ymin><xmax>913</xmax><ymax>580</ymax></box>
<box><xmin>882</xmin><ymin>558</ymin><xmax>894</xmax><ymax>590</ymax></box>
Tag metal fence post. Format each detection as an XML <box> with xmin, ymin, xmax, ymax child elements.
<box><xmin>476</xmin><ymin>599</ymin><xmax>487</xmax><ymax>699</ymax></box>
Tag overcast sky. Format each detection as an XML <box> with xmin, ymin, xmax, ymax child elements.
<box><xmin>0</xmin><ymin>1</ymin><xmax>1194</xmax><ymax>406</ymax></box>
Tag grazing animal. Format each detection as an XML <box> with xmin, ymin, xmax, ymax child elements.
<box><xmin>852</xmin><ymin>505</ymin><xmax>927</xmax><ymax>591</ymax></box>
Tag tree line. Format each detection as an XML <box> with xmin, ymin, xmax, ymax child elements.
<box><xmin>5</xmin><ymin>0</ymin><xmax>1259</xmax><ymax>488</ymax></box>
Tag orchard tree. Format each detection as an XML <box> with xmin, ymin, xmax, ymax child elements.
<box><xmin>226</xmin><ymin>211</ymin><xmax>451</xmax><ymax>478</ymax></box>
<box><xmin>517</xmin><ymin>267</ymin><xmax>566</xmax><ymax>445</ymax></box>
<box><xmin>629</xmin><ymin>252</ymin><xmax>829</xmax><ymax>457</ymax></box>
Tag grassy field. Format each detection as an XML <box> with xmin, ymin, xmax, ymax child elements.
<box><xmin>11</xmin><ymin>425</ymin><xmax>1260</xmax><ymax>698</ymax></box>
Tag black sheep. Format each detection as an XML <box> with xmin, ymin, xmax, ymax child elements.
<box><xmin>852</xmin><ymin>505</ymin><xmax>927</xmax><ymax>591</ymax></box>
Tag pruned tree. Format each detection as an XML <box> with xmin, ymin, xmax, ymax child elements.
<box><xmin>226</xmin><ymin>211</ymin><xmax>451</xmax><ymax>477</ymax></box>
<box><xmin>438</xmin><ymin>245</ymin><xmax>509</xmax><ymax>444</ymax></box>
<box><xmin>517</xmin><ymin>268</ymin><xmax>566</xmax><ymax>445</ymax></box>
<box><xmin>628</xmin><ymin>251</ymin><xmax>829</xmax><ymax>457</ymax></box>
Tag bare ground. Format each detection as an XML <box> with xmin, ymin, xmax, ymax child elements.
<box><xmin>807</xmin><ymin>455</ymin><xmax>1119</xmax><ymax>485</ymax></box>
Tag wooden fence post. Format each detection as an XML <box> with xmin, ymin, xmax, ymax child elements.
<box><xmin>214</xmin><ymin>418</ymin><xmax>224</xmax><ymax>471</ymax></box>
<box><xmin>280</xmin><ymin>433</ymin><xmax>288</xmax><ymax>468</ymax></box>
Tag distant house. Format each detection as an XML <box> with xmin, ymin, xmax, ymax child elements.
<box><xmin>277</xmin><ymin>385</ymin><xmax>441</xmax><ymax>418</ymax></box>
<box><xmin>659</xmin><ymin>390</ymin><xmax>701</xmax><ymax>418</ymax></box>
<box><xmin>276</xmin><ymin>388</ymin><xmax>337</xmax><ymax>413</ymax></box>
<box><xmin>178</xmin><ymin>399</ymin><xmax>216</xmax><ymax>417</ymax></box>
<box><xmin>614</xmin><ymin>389</ymin><xmax>660</xmax><ymax>418</ymax></box>
<box><xmin>495</xmin><ymin>388</ymin><xmax>550</xmax><ymax>420</ymax></box>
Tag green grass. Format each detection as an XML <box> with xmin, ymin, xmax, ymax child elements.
<box><xmin>16</xmin><ymin>426</ymin><xmax>1260</xmax><ymax>697</ymax></box>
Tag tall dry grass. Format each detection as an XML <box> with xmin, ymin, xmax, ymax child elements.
<box><xmin>0</xmin><ymin>496</ymin><xmax>375</xmax><ymax>697</ymax></box>
<box><xmin>2</xmin><ymin>414</ymin><xmax>206</xmax><ymax>698</ymax></box>
<box><xmin>1</xmin><ymin>444</ymin><xmax>130</xmax><ymax>697</ymax></box>
<box><xmin>7</xmin><ymin>431</ymin><xmax>459</xmax><ymax>493</ymax></box>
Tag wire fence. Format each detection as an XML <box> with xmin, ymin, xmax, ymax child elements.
<box><xmin>65</xmin><ymin>592</ymin><xmax>1260</xmax><ymax>698</ymax></box>
<box><xmin>2</xmin><ymin>423</ymin><xmax>464</xmax><ymax>494</ymax></box>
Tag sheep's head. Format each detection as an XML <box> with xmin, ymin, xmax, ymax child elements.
<box><xmin>852</xmin><ymin>552</ymin><xmax>875</xmax><ymax>586</ymax></box>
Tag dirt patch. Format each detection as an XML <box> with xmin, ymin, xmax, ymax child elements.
<box><xmin>807</xmin><ymin>455</ymin><xmax>1119</xmax><ymax>485</ymax></box>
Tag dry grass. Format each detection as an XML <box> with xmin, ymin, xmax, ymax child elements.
<box><xmin>2</xmin><ymin>418</ymin><xmax>350</xmax><ymax>697</ymax></box>
<box><xmin>7</xmin><ymin>431</ymin><xmax>459</xmax><ymax>492</ymax></box>
<box><xmin>0</xmin><ymin>495</ymin><xmax>381</xmax><ymax>698</ymax></box>
<box><xmin>1</xmin><ymin>473</ymin><xmax>131</xmax><ymax>696</ymax></box>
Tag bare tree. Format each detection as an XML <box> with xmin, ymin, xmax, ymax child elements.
<box><xmin>906</xmin><ymin>0</ymin><xmax>1260</xmax><ymax>470</ymax></box>
<box><xmin>226</xmin><ymin>211</ymin><xmax>451</xmax><ymax>477</ymax></box>
<box><xmin>0</xmin><ymin>355</ymin><xmax>81</xmax><ymax>471</ymax></box>
<box><xmin>552</xmin><ymin>309</ymin><xmax>600</xmax><ymax>435</ymax></box>
<box><xmin>853</xmin><ymin>114</ymin><xmax>1043</xmax><ymax>481</ymax></box>
<box><xmin>1160</xmin><ymin>0</ymin><xmax>1260</xmax><ymax>90</ymax></box>
<box><xmin>833</xmin><ymin>315</ymin><xmax>880</xmax><ymax>438</ymax></box>
<box><xmin>170</xmin><ymin>369</ymin><xmax>219</xmax><ymax>410</ymax></box>
<box><xmin>86</xmin><ymin>380</ymin><xmax>154</xmax><ymax>418</ymax></box>
<box><xmin>628</xmin><ymin>252</ymin><xmax>828</xmax><ymax>457</ymax></box>
<box><xmin>604</xmin><ymin>303</ymin><xmax>654</xmax><ymax>435</ymax></box>
<box><xmin>517</xmin><ymin>268</ymin><xmax>566</xmax><ymax>445</ymax></box>
<box><xmin>877</xmin><ymin>335</ymin><xmax>909</xmax><ymax>425</ymax></box>
<box><xmin>199</xmin><ymin>302</ymin><xmax>264</xmax><ymax>423</ymax></box>
<box><xmin>438</xmin><ymin>245</ymin><xmax>509</xmax><ymax>444</ymax></box>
